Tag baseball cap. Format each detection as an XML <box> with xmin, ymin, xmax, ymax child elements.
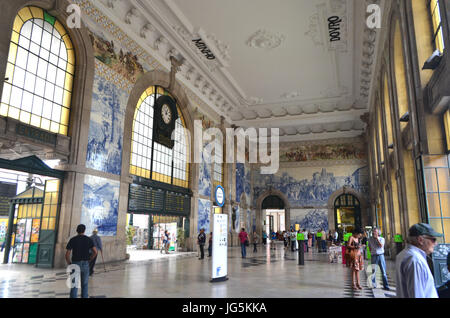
<box><xmin>408</xmin><ymin>223</ymin><xmax>443</xmax><ymax>237</ymax></box>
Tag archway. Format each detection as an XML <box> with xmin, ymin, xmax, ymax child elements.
<box><xmin>255</xmin><ymin>189</ymin><xmax>291</xmax><ymax>239</ymax></box>
<box><xmin>327</xmin><ymin>187</ymin><xmax>368</xmax><ymax>233</ymax></box>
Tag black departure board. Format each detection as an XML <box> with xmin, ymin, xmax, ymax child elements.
<box><xmin>128</xmin><ymin>183</ymin><xmax>190</xmax><ymax>216</ymax></box>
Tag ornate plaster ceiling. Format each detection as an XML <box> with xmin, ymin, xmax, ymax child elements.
<box><xmin>93</xmin><ymin>0</ymin><xmax>383</xmax><ymax>142</ymax></box>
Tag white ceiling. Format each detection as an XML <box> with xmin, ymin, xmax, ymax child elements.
<box><xmin>92</xmin><ymin>0</ymin><xmax>382</xmax><ymax>142</ymax></box>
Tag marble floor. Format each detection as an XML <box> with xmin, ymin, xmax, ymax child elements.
<box><xmin>0</xmin><ymin>242</ymin><xmax>397</xmax><ymax>298</ymax></box>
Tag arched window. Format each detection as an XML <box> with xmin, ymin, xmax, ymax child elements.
<box><xmin>0</xmin><ymin>6</ymin><xmax>74</xmax><ymax>135</ymax></box>
<box><xmin>130</xmin><ymin>86</ymin><xmax>189</xmax><ymax>188</ymax></box>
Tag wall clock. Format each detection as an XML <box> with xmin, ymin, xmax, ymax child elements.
<box><xmin>153</xmin><ymin>95</ymin><xmax>179</xmax><ymax>149</ymax></box>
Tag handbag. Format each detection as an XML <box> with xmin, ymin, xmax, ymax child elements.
<box><xmin>245</xmin><ymin>239</ymin><xmax>249</xmax><ymax>246</ymax></box>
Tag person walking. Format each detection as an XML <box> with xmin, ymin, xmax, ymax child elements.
<box><xmin>262</xmin><ymin>231</ymin><xmax>267</xmax><ymax>246</ymax></box>
<box><xmin>283</xmin><ymin>231</ymin><xmax>289</xmax><ymax>250</ymax></box>
<box><xmin>321</xmin><ymin>229</ymin><xmax>327</xmax><ymax>252</ymax></box>
<box><xmin>396</xmin><ymin>223</ymin><xmax>442</xmax><ymax>298</ymax></box>
<box><xmin>316</xmin><ymin>229</ymin><xmax>322</xmax><ymax>252</ymax></box>
<box><xmin>160</xmin><ymin>230</ymin><xmax>168</xmax><ymax>254</ymax></box>
<box><xmin>368</xmin><ymin>228</ymin><xmax>389</xmax><ymax>290</ymax></box>
<box><xmin>347</xmin><ymin>228</ymin><xmax>364</xmax><ymax>290</ymax></box>
<box><xmin>197</xmin><ymin>228</ymin><xmax>206</xmax><ymax>260</ymax></box>
<box><xmin>290</xmin><ymin>229</ymin><xmax>297</xmax><ymax>252</ymax></box>
<box><xmin>252</xmin><ymin>231</ymin><xmax>259</xmax><ymax>252</ymax></box>
<box><xmin>165</xmin><ymin>231</ymin><xmax>171</xmax><ymax>254</ymax></box>
<box><xmin>65</xmin><ymin>224</ymin><xmax>97</xmax><ymax>298</ymax></box>
<box><xmin>302</xmin><ymin>229</ymin><xmax>309</xmax><ymax>252</ymax></box>
<box><xmin>89</xmin><ymin>229</ymin><xmax>102</xmax><ymax>276</ymax></box>
<box><xmin>308</xmin><ymin>232</ymin><xmax>312</xmax><ymax>251</ymax></box>
<box><xmin>361</xmin><ymin>231</ymin><xmax>368</xmax><ymax>260</ymax></box>
<box><xmin>208</xmin><ymin>232</ymin><xmax>213</xmax><ymax>257</ymax></box>
<box><xmin>239</xmin><ymin>228</ymin><xmax>249</xmax><ymax>258</ymax></box>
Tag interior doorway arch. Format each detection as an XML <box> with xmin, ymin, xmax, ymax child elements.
<box><xmin>255</xmin><ymin>190</ymin><xmax>291</xmax><ymax>238</ymax></box>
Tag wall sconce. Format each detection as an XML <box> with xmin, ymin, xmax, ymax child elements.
<box><xmin>388</xmin><ymin>144</ymin><xmax>394</xmax><ymax>149</ymax></box>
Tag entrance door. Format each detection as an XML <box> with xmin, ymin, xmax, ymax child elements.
<box><xmin>334</xmin><ymin>194</ymin><xmax>361</xmax><ymax>233</ymax></box>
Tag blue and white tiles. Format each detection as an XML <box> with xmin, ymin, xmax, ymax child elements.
<box><xmin>291</xmin><ymin>209</ymin><xmax>329</xmax><ymax>232</ymax></box>
<box><xmin>80</xmin><ymin>175</ymin><xmax>120</xmax><ymax>236</ymax></box>
<box><xmin>197</xmin><ymin>198</ymin><xmax>211</xmax><ymax>234</ymax></box>
<box><xmin>253</xmin><ymin>166</ymin><xmax>369</xmax><ymax>207</ymax></box>
<box><xmin>86</xmin><ymin>66</ymin><xmax>128</xmax><ymax>175</ymax></box>
<box><xmin>198</xmin><ymin>146</ymin><xmax>212</xmax><ymax>198</ymax></box>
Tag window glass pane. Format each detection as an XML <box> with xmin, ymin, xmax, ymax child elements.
<box><xmin>424</xmin><ymin>169</ymin><xmax>438</xmax><ymax>192</ymax></box>
<box><xmin>427</xmin><ymin>193</ymin><xmax>442</xmax><ymax>218</ymax></box>
<box><xmin>21</xmin><ymin>21</ymin><xmax>32</xmax><ymax>39</ymax></box>
<box><xmin>1</xmin><ymin>7</ymin><xmax>73</xmax><ymax>135</ymax></box>
<box><xmin>429</xmin><ymin>218</ymin><xmax>444</xmax><ymax>244</ymax></box>
<box><xmin>437</xmin><ymin>168</ymin><xmax>450</xmax><ymax>192</ymax></box>
<box><xmin>443</xmin><ymin>219</ymin><xmax>450</xmax><ymax>244</ymax></box>
<box><xmin>440</xmin><ymin>193</ymin><xmax>450</xmax><ymax>217</ymax></box>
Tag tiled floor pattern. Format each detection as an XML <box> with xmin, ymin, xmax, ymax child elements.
<box><xmin>0</xmin><ymin>244</ymin><xmax>397</xmax><ymax>298</ymax></box>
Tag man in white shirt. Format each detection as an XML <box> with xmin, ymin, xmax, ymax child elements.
<box><xmin>396</xmin><ymin>223</ymin><xmax>442</xmax><ymax>298</ymax></box>
<box><xmin>368</xmin><ymin>228</ymin><xmax>389</xmax><ymax>290</ymax></box>
<box><xmin>302</xmin><ymin>229</ymin><xmax>309</xmax><ymax>252</ymax></box>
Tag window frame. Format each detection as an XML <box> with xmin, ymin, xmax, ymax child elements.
<box><xmin>428</xmin><ymin>0</ymin><xmax>445</xmax><ymax>53</ymax></box>
<box><xmin>130</xmin><ymin>85</ymin><xmax>190</xmax><ymax>189</ymax></box>
<box><xmin>0</xmin><ymin>6</ymin><xmax>75</xmax><ymax>136</ymax></box>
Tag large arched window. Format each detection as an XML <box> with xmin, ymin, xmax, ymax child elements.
<box><xmin>130</xmin><ymin>86</ymin><xmax>189</xmax><ymax>188</ymax></box>
<box><xmin>0</xmin><ymin>6</ymin><xmax>74</xmax><ymax>135</ymax></box>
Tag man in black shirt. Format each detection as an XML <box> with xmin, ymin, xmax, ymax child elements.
<box><xmin>198</xmin><ymin>228</ymin><xmax>206</xmax><ymax>260</ymax></box>
<box><xmin>66</xmin><ymin>224</ymin><xmax>97</xmax><ymax>298</ymax></box>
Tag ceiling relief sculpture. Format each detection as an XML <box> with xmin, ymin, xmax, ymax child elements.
<box><xmin>246</xmin><ymin>29</ymin><xmax>286</xmax><ymax>50</ymax></box>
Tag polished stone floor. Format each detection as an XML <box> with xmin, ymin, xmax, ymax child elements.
<box><xmin>0</xmin><ymin>242</ymin><xmax>397</xmax><ymax>298</ymax></box>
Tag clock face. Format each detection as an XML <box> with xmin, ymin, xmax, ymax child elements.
<box><xmin>161</xmin><ymin>104</ymin><xmax>172</xmax><ymax>124</ymax></box>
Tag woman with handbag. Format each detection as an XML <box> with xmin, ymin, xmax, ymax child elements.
<box><xmin>239</xmin><ymin>228</ymin><xmax>249</xmax><ymax>259</ymax></box>
<box><xmin>347</xmin><ymin>228</ymin><xmax>364</xmax><ymax>290</ymax></box>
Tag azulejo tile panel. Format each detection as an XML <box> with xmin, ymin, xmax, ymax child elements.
<box><xmin>291</xmin><ymin>209</ymin><xmax>329</xmax><ymax>232</ymax></box>
<box><xmin>86</xmin><ymin>62</ymin><xmax>128</xmax><ymax>175</ymax></box>
<box><xmin>253</xmin><ymin>166</ymin><xmax>369</xmax><ymax>207</ymax></box>
<box><xmin>198</xmin><ymin>145</ymin><xmax>212</xmax><ymax>197</ymax></box>
<box><xmin>197</xmin><ymin>198</ymin><xmax>211</xmax><ymax>234</ymax></box>
<box><xmin>81</xmin><ymin>175</ymin><xmax>120</xmax><ymax>236</ymax></box>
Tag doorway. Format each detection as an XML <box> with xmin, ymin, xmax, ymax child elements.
<box><xmin>334</xmin><ymin>194</ymin><xmax>362</xmax><ymax>233</ymax></box>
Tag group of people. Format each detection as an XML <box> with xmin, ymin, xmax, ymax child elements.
<box><xmin>65</xmin><ymin>221</ymin><xmax>449</xmax><ymax>299</ymax></box>
<box><xmin>344</xmin><ymin>223</ymin><xmax>450</xmax><ymax>298</ymax></box>
<box><xmin>196</xmin><ymin>228</ymin><xmax>213</xmax><ymax>259</ymax></box>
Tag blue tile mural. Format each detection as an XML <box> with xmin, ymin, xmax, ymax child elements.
<box><xmin>197</xmin><ymin>198</ymin><xmax>211</xmax><ymax>234</ymax></box>
<box><xmin>81</xmin><ymin>175</ymin><xmax>120</xmax><ymax>236</ymax></box>
<box><xmin>291</xmin><ymin>209</ymin><xmax>329</xmax><ymax>232</ymax></box>
<box><xmin>253</xmin><ymin>166</ymin><xmax>369</xmax><ymax>207</ymax></box>
<box><xmin>234</xmin><ymin>206</ymin><xmax>240</xmax><ymax>233</ymax></box>
<box><xmin>236</xmin><ymin>163</ymin><xmax>251</xmax><ymax>203</ymax></box>
<box><xmin>86</xmin><ymin>71</ymin><xmax>128</xmax><ymax>175</ymax></box>
<box><xmin>198</xmin><ymin>146</ymin><xmax>212</xmax><ymax>198</ymax></box>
